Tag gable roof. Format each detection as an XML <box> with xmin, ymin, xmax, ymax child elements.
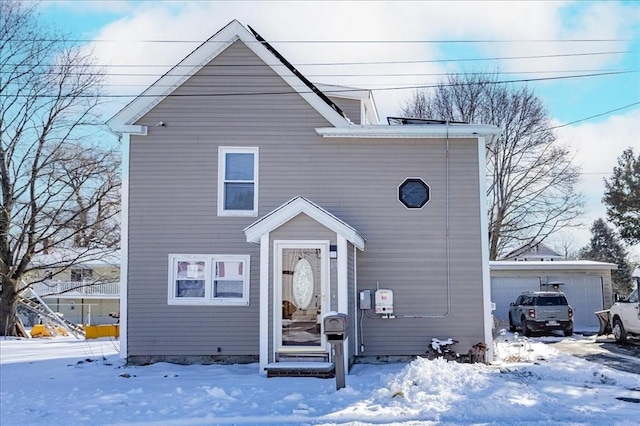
<box><xmin>243</xmin><ymin>197</ymin><xmax>365</xmax><ymax>250</ymax></box>
<box><xmin>502</xmin><ymin>242</ymin><xmax>563</xmax><ymax>261</ymax></box>
<box><xmin>108</xmin><ymin>20</ymin><xmax>352</xmax><ymax>135</ymax></box>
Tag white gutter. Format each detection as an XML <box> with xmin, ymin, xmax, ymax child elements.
<box><xmin>108</xmin><ymin>124</ymin><xmax>148</xmax><ymax>137</ymax></box>
<box><xmin>316</xmin><ymin>124</ymin><xmax>502</xmax><ymax>139</ymax></box>
<box><xmin>490</xmin><ymin>260</ymin><xmax>618</xmax><ymax>271</ymax></box>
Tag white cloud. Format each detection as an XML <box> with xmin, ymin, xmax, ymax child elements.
<box><xmin>556</xmin><ymin>109</ymin><xmax>640</xmax><ymax>258</ymax></box>
<box><xmin>74</xmin><ymin>0</ymin><xmax>638</xmax><ymax>256</ymax></box>
<box><xmin>83</xmin><ymin>1</ymin><xmax>638</xmax><ymax>118</ymax></box>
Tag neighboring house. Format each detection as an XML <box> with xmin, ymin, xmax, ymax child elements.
<box><xmin>23</xmin><ymin>249</ymin><xmax>120</xmax><ymax>326</ymax></box>
<box><xmin>490</xmin><ymin>260</ymin><xmax>617</xmax><ymax>331</ymax></box>
<box><xmin>502</xmin><ymin>242</ymin><xmax>564</xmax><ymax>261</ymax></box>
<box><xmin>108</xmin><ymin>20</ymin><xmax>501</xmax><ymax>373</ymax></box>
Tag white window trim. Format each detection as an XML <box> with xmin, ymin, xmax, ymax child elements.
<box><xmin>217</xmin><ymin>147</ymin><xmax>259</xmax><ymax>217</ymax></box>
<box><xmin>168</xmin><ymin>254</ymin><xmax>250</xmax><ymax>306</ymax></box>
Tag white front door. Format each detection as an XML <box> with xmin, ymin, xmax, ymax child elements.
<box><xmin>275</xmin><ymin>241</ymin><xmax>329</xmax><ymax>352</ymax></box>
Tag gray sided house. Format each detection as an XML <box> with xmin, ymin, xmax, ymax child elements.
<box><xmin>108</xmin><ymin>20</ymin><xmax>501</xmax><ymax>373</ymax></box>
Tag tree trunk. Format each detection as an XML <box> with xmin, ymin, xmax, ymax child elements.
<box><xmin>0</xmin><ymin>277</ymin><xmax>19</xmax><ymax>337</ymax></box>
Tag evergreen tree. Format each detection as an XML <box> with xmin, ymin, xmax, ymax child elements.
<box><xmin>580</xmin><ymin>218</ymin><xmax>633</xmax><ymax>295</ymax></box>
<box><xmin>603</xmin><ymin>147</ymin><xmax>640</xmax><ymax>245</ymax></box>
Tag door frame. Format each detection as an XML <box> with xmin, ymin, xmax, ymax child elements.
<box><xmin>273</xmin><ymin>240</ymin><xmax>330</xmax><ymax>355</ymax></box>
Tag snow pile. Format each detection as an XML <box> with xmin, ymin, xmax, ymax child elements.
<box><xmin>1</xmin><ymin>335</ymin><xmax>639</xmax><ymax>425</ymax></box>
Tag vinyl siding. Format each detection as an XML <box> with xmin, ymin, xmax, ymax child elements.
<box><xmin>327</xmin><ymin>96</ymin><xmax>362</xmax><ymax>124</ymax></box>
<box><xmin>127</xmin><ymin>39</ymin><xmax>486</xmax><ymax>358</ymax></box>
<box><xmin>347</xmin><ymin>242</ymin><xmax>356</xmax><ymax>363</ymax></box>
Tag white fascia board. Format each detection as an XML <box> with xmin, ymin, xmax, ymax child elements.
<box><xmin>316</xmin><ymin>124</ymin><xmax>502</xmax><ymax>138</ymax></box>
<box><xmin>244</xmin><ymin>197</ymin><xmax>365</xmax><ymax>250</ymax></box>
<box><xmin>365</xmin><ymin>92</ymin><xmax>380</xmax><ymax>125</ymax></box>
<box><xmin>314</xmin><ymin>83</ymin><xmax>380</xmax><ymax>125</ymax></box>
<box><xmin>108</xmin><ymin>20</ymin><xmax>350</xmax><ymax>134</ymax></box>
<box><xmin>314</xmin><ymin>83</ymin><xmax>371</xmax><ymax>100</ymax></box>
<box><xmin>489</xmin><ymin>260</ymin><xmax>618</xmax><ymax>271</ymax></box>
<box><xmin>107</xmin><ymin>21</ymin><xmax>240</xmax><ymax>132</ymax></box>
<box><xmin>108</xmin><ymin>124</ymin><xmax>148</xmax><ymax>136</ymax></box>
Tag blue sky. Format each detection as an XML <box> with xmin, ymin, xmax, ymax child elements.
<box><xmin>34</xmin><ymin>0</ymin><xmax>640</xmax><ymax>256</ymax></box>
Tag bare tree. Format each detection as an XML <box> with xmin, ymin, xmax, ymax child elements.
<box><xmin>550</xmin><ymin>233</ymin><xmax>579</xmax><ymax>260</ymax></box>
<box><xmin>402</xmin><ymin>72</ymin><xmax>584</xmax><ymax>259</ymax></box>
<box><xmin>0</xmin><ymin>1</ymin><xmax>120</xmax><ymax>336</ymax></box>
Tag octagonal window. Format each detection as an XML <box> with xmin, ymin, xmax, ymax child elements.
<box><xmin>399</xmin><ymin>178</ymin><xmax>430</xmax><ymax>209</ymax></box>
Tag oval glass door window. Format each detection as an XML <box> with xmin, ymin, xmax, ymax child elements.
<box><xmin>292</xmin><ymin>258</ymin><xmax>314</xmax><ymax>310</ymax></box>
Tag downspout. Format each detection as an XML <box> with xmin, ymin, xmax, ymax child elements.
<box><xmin>395</xmin><ymin>121</ymin><xmax>451</xmax><ymax>319</ymax></box>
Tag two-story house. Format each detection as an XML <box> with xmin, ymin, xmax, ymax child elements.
<box><xmin>108</xmin><ymin>20</ymin><xmax>501</xmax><ymax>374</ymax></box>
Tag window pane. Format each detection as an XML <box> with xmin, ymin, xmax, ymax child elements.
<box><xmin>176</xmin><ymin>280</ymin><xmax>205</xmax><ymax>297</ymax></box>
<box><xmin>215</xmin><ymin>261</ymin><xmax>243</xmax><ymax>279</ymax></box>
<box><xmin>70</xmin><ymin>269</ymin><xmax>82</xmax><ymax>282</ymax></box>
<box><xmin>176</xmin><ymin>261</ymin><xmax>206</xmax><ymax>280</ymax></box>
<box><xmin>214</xmin><ymin>280</ymin><xmax>243</xmax><ymax>298</ymax></box>
<box><xmin>225</xmin><ymin>153</ymin><xmax>254</xmax><ymax>180</ymax></box>
<box><xmin>224</xmin><ymin>183</ymin><xmax>254</xmax><ymax>210</ymax></box>
<box><xmin>400</xmin><ymin>180</ymin><xmax>428</xmax><ymax>208</ymax></box>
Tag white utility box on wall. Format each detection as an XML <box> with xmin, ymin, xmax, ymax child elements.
<box><xmin>375</xmin><ymin>289</ymin><xmax>394</xmax><ymax>314</ymax></box>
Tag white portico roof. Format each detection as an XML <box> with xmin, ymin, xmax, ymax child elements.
<box><xmin>243</xmin><ymin>196</ymin><xmax>365</xmax><ymax>250</ymax></box>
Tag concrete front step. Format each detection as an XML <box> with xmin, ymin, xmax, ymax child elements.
<box><xmin>265</xmin><ymin>362</ymin><xmax>335</xmax><ymax>378</ymax></box>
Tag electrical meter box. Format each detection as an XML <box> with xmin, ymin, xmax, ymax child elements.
<box><xmin>359</xmin><ymin>290</ymin><xmax>372</xmax><ymax>310</ymax></box>
<box><xmin>375</xmin><ymin>289</ymin><xmax>394</xmax><ymax>314</ymax></box>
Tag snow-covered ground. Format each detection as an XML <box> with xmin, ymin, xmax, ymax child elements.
<box><xmin>1</xmin><ymin>332</ymin><xmax>639</xmax><ymax>425</ymax></box>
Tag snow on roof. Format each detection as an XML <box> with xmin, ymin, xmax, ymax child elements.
<box><xmin>490</xmin><ymin>260</ymin><xmax>617</xmax><ymax>271</ymax></box>
<box><xmin>29</xmin><ymin>248</ymin><xmax>120</xmax><ymax>268</ymax></box>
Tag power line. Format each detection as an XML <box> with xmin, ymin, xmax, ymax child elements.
<box><xmin>546</xmin><ymin>102</ymin><xmax>640</xmax><ymax>130</ymax></box>
<box><xmin>13</xmin><ymin>38</ymin><xmax>634</xmax><ymax>44</ymax></box>
<box><xmin>4</xmin><ymin>50</ymin><xmax>636</xmax><ymax>68</ymax></box>
<box><xmin>3</xmin><ymin>69</ymin><xmax>637</xmax><ymax>80</ymax></box>
<box><xmin>1</xmin><ymin>70</ymin><xmax>636</xmax><ymax>99</ymax></box>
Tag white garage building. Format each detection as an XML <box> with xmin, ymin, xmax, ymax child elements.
<box><xmin>490</xmin><ymin>260</ymin><xmax>617</xmax><ymax>332</ymax></box>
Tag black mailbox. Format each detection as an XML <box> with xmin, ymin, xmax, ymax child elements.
<box><xmin>324</xmin><ymin>313</ymin><xmax>348</xmax><ymax>342</ymax></box>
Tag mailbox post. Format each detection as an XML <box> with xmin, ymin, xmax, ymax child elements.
<box><xmin>323</xmin><ymin>313</ymin><xmax>349</xmax><ymax>390</ymax></box>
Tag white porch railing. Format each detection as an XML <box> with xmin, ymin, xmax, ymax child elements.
<box><xmin>28</xmin><ymin>280</ymin><xmax>120</xmax><ymax>297</ymax></box>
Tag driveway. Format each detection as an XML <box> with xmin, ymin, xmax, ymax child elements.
<box><xmin>543</xmin><ymin>333</ymin><xmax>640</xmax><ymax>375</ymax></box>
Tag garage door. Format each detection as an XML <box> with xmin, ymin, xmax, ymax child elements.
<box><xmin>491</xmin><ymin>277</ymin><xmax>540</xmax><ymax>329</ymax></box>
<box><xmin>547</xmin><ymin>276</ymin><xmax>603</xmax><ymax>331</ymax></box>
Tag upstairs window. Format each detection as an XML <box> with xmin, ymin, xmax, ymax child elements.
<box><xmin>218</xmin><ymin>147</ymin><xmax>258</xmax><ymax>216</ymax></box>
<box><xmin>398</xmin><ymin>178</ymin><xmax>430</xmax><ymax>209</ymax></box>
<box><xmin>70</xmin><ymin>268</ymin><xmax>93</xmax><ymax>282</ymax></box>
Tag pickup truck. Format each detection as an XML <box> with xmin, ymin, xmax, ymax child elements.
<box><xmin>596</xmin><ymin>288</ymin><xmax>640</xmax><ymax>342</ymax></box>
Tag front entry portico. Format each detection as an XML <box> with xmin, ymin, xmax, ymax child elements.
<box><xmin>243</xmin><ymin>197</ymin><xmax>365</xmax><ymax>374</ymax></box>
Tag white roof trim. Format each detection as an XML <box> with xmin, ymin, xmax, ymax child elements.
<box><xmin>108</xmin><ymin>124</ymin><xmax>148</xmax><ymax>136</ymax></box>
<box><xmin>490</xmin><ymin>260</ymin><xmax>618</xmax><ymax>271</ymax></box>
<box><xmin>314</xmin><ymin>83</ymin><xmax>372</xmax><ymax>100</ymax></box>
<box><xmin>314</xmin><ymin>83</ymin><xmax>379</xmax><ymax>125</ymax></box>
<box><xmin>243</xmin><ymin>197</ymin><xmax>365</xmax><ymax>250</ymax></box>
<box><xmin>316</xmin><ymin>124</ymin><xmax>502</xmax><ymax>138</ymax></box>
<box><xmin>108</xmin><ymin>20</ymin><xmax>351</xmax><ymax>134</ymax></box>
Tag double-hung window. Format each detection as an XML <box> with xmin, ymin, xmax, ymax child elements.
<box><xmin>168</xmin><ymin>254</ymin><xmax>250</xmax><ymax>306</ymax></box>
<box><xmin>218</xmin><ymin>147</ymin><xmax>258</xmax><ymax>216</ymax></box>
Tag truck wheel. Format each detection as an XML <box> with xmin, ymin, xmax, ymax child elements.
<box><xmin>563</xmin><ymin>328</ymin><xmax>573</xmax><ymax>337</ymax></box>
<box><xmin>521</xmin><ymin>316</ymin><xmax>531</xmax><ymax>337</ymax></box>
<box><xmin>509</xmin><ymin>314</ymin><xmax>516</xmax><ymax>332</ymax></box>
<box><xmin>613</xmin><ymin>317</ymin><xmax>627</xmax><ymax>343</ymax></box>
